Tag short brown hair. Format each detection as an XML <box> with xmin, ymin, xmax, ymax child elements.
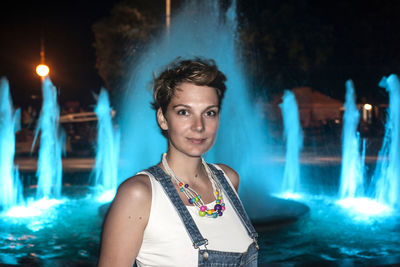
<box><xmin>152</xmin><ymin>57</ymin><xmax>227</xmax><ymax>115</ymax></box>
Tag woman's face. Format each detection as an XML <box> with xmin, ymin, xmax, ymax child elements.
<box><xmin>157</xmin><ymin>82</ymin><xmax>220</xmax><ymax>158</ymax></box>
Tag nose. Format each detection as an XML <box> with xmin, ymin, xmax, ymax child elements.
<box><xmin>192</xmin><ymin>115</ymin><xmax>204</xmax><ymax>132</ymax></box>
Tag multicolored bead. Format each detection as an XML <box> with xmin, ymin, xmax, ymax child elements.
<box><xmin>161</xmin><ymin>153</ymin><xmax>226</xmax><ymax>219</ymax></box>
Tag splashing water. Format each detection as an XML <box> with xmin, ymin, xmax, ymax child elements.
<box><xmin>33</xmin><ymin>78</ymin><xmax>65</xmax><ymax>200</ymax></box>
<box><xmin>0</xmin><ymin>78</ymin><xmax>23</xmax><ymax>212</ymax></box>
<box><xmin>118</xmin><ymin>1</ymin><xmax>273</xmax><ymax>199</ymax></box>
<box><xmin>279</xmin><ymin>90</ymin><xmax>303</xmax><ymax>195</ymax></box>
<box><xmin>339</xmin><ymin>80</ymin><xmax>364</xmax><ymax>199</ymax></box>
<box><xmin>93</xmin><ymin>89</ymin><xmax>120</xmax><ymax>202</ymax></box>
<box><xmin>372</xmin><ymin>74</ymin><xmax>400</xmax><ymax>208</ymax></box>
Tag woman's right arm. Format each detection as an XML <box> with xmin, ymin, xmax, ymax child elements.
<box><xmin>98</xmin><ymin>174</ymin><xmax>152</xmax><ymax>267</ymax></box>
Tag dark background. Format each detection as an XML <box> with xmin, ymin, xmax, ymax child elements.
<box><xmin>0</xmin><ymin>0</ymin><xmax>118</xmax><ymax>108</ymax></box>
<box><xmin>1</xmin><ymin>0</ymin><xmax>400</xmax><ymax>109</ymax></box>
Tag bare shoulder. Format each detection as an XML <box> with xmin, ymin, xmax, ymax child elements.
<box><xmin>106</xmin><ymin>173</ymin><xmax>152</xmax><ymax>225</ymax></box>
<box><xmin>215</xmin><ymin>163</ymin><xmax>240</xmax><ymax>192</ymax></box>
<box><xmin>116</xmin><ymin>174</ymin><xmax>152</xmax><ymax>202</ymax></box>
<box><xmin>98</xmin><ymin>173</ymin><xmax>152</xmax><ymax>266</ymax></box>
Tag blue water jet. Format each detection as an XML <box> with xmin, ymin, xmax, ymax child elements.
<box><xmin>373</xmin><ymin>74</ymin><xmax>400</xmax><ymax>208</ymax></box>
<box><xmin>337</xmin><ymin>79</ymin><xmax>395</xmax><ymax>219</ymax></box>
<box><xmin>279</xmin><ymin>90</ymin><xmax>303</xmax><ymax>195</ymax></box>
<box><xmin>339</xmin><ymin>80</ymin><xmax>365</xmax><ymax>199</ymax></box>
<box><xmin>118</xmin><ymin>1</ymin><xmax>273</xmax><ymax>201</ymax></box>
<box><xmin>93</xmin><ymin>88</ymin><xmax>120</xmax><ymax>202</ymax></box>
<box><xmin>0</xmin><ymin>78</ymin><xmax>23</xmax><ymax>212</ymax></box>
<box><xmin>33</xmin><ymin>78</ymin><xmax>65</xmax><ymax>200</ymax></box>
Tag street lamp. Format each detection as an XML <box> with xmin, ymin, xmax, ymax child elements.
<box><xmin>36</xmin><ymin>64</ymin><xmax>50</xmax><ymax>78</ymax></box>
<box><xmin>36</xmin><ymin>35</ymin><xmax>50</xmax><ymax>79</ymax></box>
<box><xmin>363</xmin><ymin>103</ymin><xmax>372</xmax><ymax>111</ymax></box>
<box><xmin>166</xmin><ymin>0</ymin><xmax>170</xmax><ymax>35</ymax></box>
<box><xmin>362</xmin><ymin>103</ymin><xmax>373</xmax><ymax>123</ymax></box>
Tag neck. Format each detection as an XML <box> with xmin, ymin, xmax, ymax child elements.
<box><xmin>163</xmin><ymin>151</ymin><xmax>205</xmax><ymax>184</ymax></box>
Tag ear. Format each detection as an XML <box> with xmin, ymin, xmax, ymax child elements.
<box><xmin>157</xmin><ymin>108</ymin><xmax>168</xmax><ymax>131</ymax></box>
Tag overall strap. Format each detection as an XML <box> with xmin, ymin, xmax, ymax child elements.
<box><xmin>207</xmin><ymin>164</ymin><xmax>258</xmax><ymax>240</ymax></box>
<box><xmin>145</xmin><ymin>165</ymin><xmax>208</xmax><ymax>249</ymax></box>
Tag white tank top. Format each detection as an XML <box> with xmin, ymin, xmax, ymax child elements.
<box><xmin>135</xmin><ymin>166</ymin><xmax>253</xmax><ymax>267</ymax></box>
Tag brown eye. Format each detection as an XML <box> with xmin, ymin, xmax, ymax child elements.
<box><xmin>177</xmin><ymin>109</ymin><xmax>189</xmax><ymax>116</ymax></box>
<box><xmin>205</xmin><ymin>110</ymin><xmax>218</xmax><ymax>117</ymax></box>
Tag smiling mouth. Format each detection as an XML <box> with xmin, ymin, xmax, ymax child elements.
<box><xmin>187</xmin><ymin>138</ymin><xmax>206</xmax><ymax>144</ymax></box>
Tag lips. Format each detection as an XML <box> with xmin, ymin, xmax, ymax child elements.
<box><xmin>187</xmin><ymin>138</ymin><xmax>206</xmax><ymax>144</ymax></box>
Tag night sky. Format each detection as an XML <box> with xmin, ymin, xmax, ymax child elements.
<box><xmin>0</xmin><ymin>0</ymin><xmax>118</xmax><ymax>108</ymax></box>
<box><xmin>1</xmin><ymin>0</ymin><xmax>400</xmax><ymax>109</ymax></box>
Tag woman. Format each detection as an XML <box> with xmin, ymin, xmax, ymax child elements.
<box><xmin>98</xmin><ymin>58</ymin><xmax>258</xmax><ymax>267</ymax></box>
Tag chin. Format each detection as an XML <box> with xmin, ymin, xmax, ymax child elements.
<box><xmin>183</xmin><ymin>146</ymin><xmax>212</xmax><ymax>158</ymax></box>
<box><xmin>186</xmin><ymin>150</ymin><xmax>208</xmax><ymax>158</ymax></box>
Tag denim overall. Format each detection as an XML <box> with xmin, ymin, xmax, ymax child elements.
<box><xmin>146</xmin><ymin>164</ymin><xmax>259</xmax><ymax>267</ymax></box>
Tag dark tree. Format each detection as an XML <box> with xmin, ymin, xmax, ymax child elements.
<box><xmin>237</xmin><ymin>0</ymin><xmax>400</xmax><ymax>103</ymax></box>
<box><xmin>237</xmin><ymin>0</ymin><xmax>334</xmax><ymax>98</ymax></box>
<box><xmin>92</xmin><ymin>0</ymin><xmax>162</xmax><ymax>104</ymax></box>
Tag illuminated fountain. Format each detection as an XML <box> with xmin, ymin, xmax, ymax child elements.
<box><xmin>0</xmin><ymin>1</ymin><xmax>400</xmax><ymax>266</ymax></box>
<box><xmin>336</xmin><ymin>80</ymin><xmax>371</xmax><ymax>214</ymax></box>
<box><xmin>261</xmin><ymin>79</ymin><xmax>399</xmax><ymax>263</ymax></box>
<box><xmin>93</xmin><ymin>88</ymin><xmax>120</xmax><ymax>202</ymax></box>
<box><xmin>337</xmin><ymin>79</ymin><xmax>394</xmax><ymax>216</ymax></box>
<box><xmin>279</xmin><ymin>90</ymin><xmax>303</xmax><ymax>198</ymax></box>
<box><xmin>373</xmin><ymin>74</ymin><xmax>400</xmax><ymax>208</ymax></box>
<box><xmin>33</xmin><ymin>77</ymin><xmax>65</xmax><ymax>200</ymax></box>
<box><xmin>339</xmin><ymin>80</ymin><xmax>364</xmax><ymax>199</ymax></box>
<box><xmin>0</xmin><ymin>78</ymin><xmax>23</xmax><ymax>212</ymax></box>
<box><xmin>118</xmin><ymin>1</ymin><xmax>272</xmax><ymax>185</ymax></box>
<box><xmin>1</xmin><ymin>78</ymin><xmax>65</xmax><ymax>219</ymax></box>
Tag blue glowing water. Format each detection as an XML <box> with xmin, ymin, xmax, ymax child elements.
<box><xmin>259</xmin><ymin>193</ymin><xmax>400</xmax><ymax>265</ymax></box>
<box><xmin>0</xmin><ymin>187</ymin><xmax>102</xmax><ymax>265</ymax></box>
<box><xmin>1</xmin><ymin>0</ymin><xmax>400</xmax><ymax>265</ymax></box>
<box><xmin>373</xmin><ymin>74</ymin><xmax>400</xmax><ymax>208</ymax></box>
<box><xmin>279</xmin><ymin>90</ymin><xmax>303</xmax><ymax>194</ymax></box>
<box><xmin>93</xmin><ymin>88</ymin><xmax>120</xmax><ymax>201</ymax></box>
<box><xmin>118</xmin><ymin>1</ymin><xmax>273</xmax><ymax>201</ymax></box>
<box><xmin>339</xmin><ymin>80</ymin><xmax>365</xmax><ymax>199</ymax></box>
<box><xmin>0</xmin><ymin>78</ymin><xmax>23</xmax><ymax>211</ymax></box>
<box><xmin>1</xmin><ymin>185</ymin><xmax>399</xmax><ymax>265</ymax></box>
<box><xmin>32</xmin><ymin>78</ymin><xmax>65</xmax><ymax>200</ymax></box>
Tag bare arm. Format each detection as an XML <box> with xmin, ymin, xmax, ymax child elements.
<box><xmin>216</xmin><ymin>164</ymin><xmax>240</xmax><ymax>192</ymax></box>
<box><xmin>98</xmin><ymin>174</ymin><xmax>151</xmax><ymax>267</ymax></box>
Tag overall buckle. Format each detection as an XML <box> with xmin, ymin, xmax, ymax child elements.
<box><xmin>193</xmin><ymin>239</ymin><xmax>209</xmax><ymax>261</ymax></box>
<box><xmin>253</xmin><ymin>237</ymin><xmax>259</xmax><ymax>250</ymax></box>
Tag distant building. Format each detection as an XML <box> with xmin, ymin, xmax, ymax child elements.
<box><xmin>264</xmin><ymin>87</ymin><xmax>343</xmax><ymax>128</ymax></box>
<box><xmin>292</xmin><ymin>87</ymin><xmax>343</xmax><ymax>127</ymax></box>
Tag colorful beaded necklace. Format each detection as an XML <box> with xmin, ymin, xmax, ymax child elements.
<box><xmin>162</xmin><ymin>153</ymin><xmax>226</xmax><ymax>218</ymax></box>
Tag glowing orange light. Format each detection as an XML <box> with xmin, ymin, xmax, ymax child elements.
<box><xmin>363</xmin><ymin>103</ymin><xmax>372</xmax><ymax>111</ymax></box>
<box><xmin>36</xmin><ymin>64</ymin><xmax>50</xmax><ymax>77</ymax></box>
